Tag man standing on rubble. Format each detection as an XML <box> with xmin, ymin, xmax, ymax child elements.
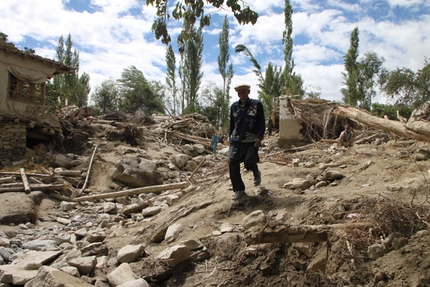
<box><xmin>229</xmin><ymin>83</ymin><xmax>265</xmax><ymax>200</ymax></box>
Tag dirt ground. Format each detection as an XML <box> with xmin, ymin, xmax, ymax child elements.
<box><xmin>3</xmin><ymin>119</ymin><xmax>430</xmax><ymax>286</ymax></box>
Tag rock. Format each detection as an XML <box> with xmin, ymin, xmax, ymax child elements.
<box><xmin>59</xmin><ymin>201</ymin><xmax>77</xmax><ymax>211</ymax></box>
<box><xmin>80</xmin><ymin>242</ymin><xmax>108</xmax><ymax>257</ymax></box>
<box><xmin>24</xmin><ymin>266</ymin><xmax>93</xmax><ymax>287</ymax></box>
<box><xmin>103</xmin><ymin>202</ymin><xmax>118</xmax><ymax>214</ymax></box>
<box><xmin>60</xmin><ymin>266</ymin><xmax>80</xmax><ymax>277</ymax></box>
<box><xmin>52</xmin><ymin>154</ymin><xmax>73</xmax><ymax>169</ymax></box>
<box><xmin>141</xmin><ymin>206</ymin><xmax>162</xmax><ymax>217</ymax></box>
<box><xmin>117</xmin><ymin>278</ymin><xmax>149</xmax><ymax>287</ymax></box>
<box><xmin>306</xmin><ymin>243</ymin><xmax>328</xmax><ymax>273</ymax></box>
<box><xmin>86</xmin><ymin>231</ymin><xmax>107</xmax><ymax>243</ymax></box>
<box><xmin>368</xmin><ymin>243</ymin><xmax>386</xmax><ymax>260</ymax></box>
<box><xmin>0</xmin><ymin>247</ymin><xmax>12</xmax><ymax>262</ymax></box>
<box><xmin>107</xmin><ymin>263</ymin><xmax>139</xmax><ymax>287</ymax></box>
<box><xmin>68</xmin><ymin>255</ymin><xmax>97</xmax><ymax>275</ymax></box>
<box><xmin>165</xmin><ymin>223</ymin><xmax>183</xmax><ymax>243</ymax></box>
<box><xmin>11</xmin><ymin>250</ymin><xmax>62</xmax><ymax>270</ymax></box>
<box><xmin>117</xmin><ymin>245</ymin><xmax>145</xmax><ymax>263</ymax></box>
<box><xmin>0</xmin><ymin>265</ymin><xmax>37</xmax><ymax>285</ymax></box>
<box><xmin>180</xmin><ymin>239</ymin><xmax>202</xmax><ymax>251</ymax></box>
<box><xmin>220</xmin><ymin>222</ymin><xmax>235</xmax><ymax>233</ymax></box>
<box><xmin>283</xmin><ymin>178</ymin><xmax>312</xmax><ymax>190</ymax></box>
<box><xmin>0</xmin><ymin>191</ymin><xmax>44</xmax><ymax>225</ymax></box>
<box><xmin>323</xmin><ymin>169</ymin><xmax>344</xmax><ymax>181</ymax></box>
<box><xmin>157</xmin><ymin>245</ymin><xmax>191</xmax><ymax>267</ymax></box>
<box><xmin>172</xmin><ymin>154</ymin><xmax>190</xmax><ymax>169</ymax></box>
<box><xmin>22</xmin><ymin>240</ymin><xmax>57</xmax><ymax>251</ymax></box>
<box><xmin>122</xmin><ymin>201</ymin><xmax>149</xmax><ymax>215</ymax></box>
<box><xmin>112</xmin><ymin>158</ymin><xmax>163</xmax><ymax>188</ymax></box>
<box><xmin>242</xmin><ymin>210</ymin><xmax>266</xmax><ymax>229</ymax></box>
<box><xmin>193</xmin><ymin>144</ymin><xmax>205</xmax><ymax>154</ymax></box>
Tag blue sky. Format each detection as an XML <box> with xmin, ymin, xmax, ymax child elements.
<box><xmin>1</xmin><ymin>0</ymin><xmax>429</xmax><ymax>106</ymax></box>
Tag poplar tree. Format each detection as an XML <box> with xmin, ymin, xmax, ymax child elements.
<box><xmin>54</xmin><ymin>34</ymin><xmax>90</xmax><ymax>108</ymax></box>
<box><xmin>165</xmin><ymin>44</ymin><xmax>179</xmax><ymax>115</ymax></box>
<box><xmin>341</xmin><ymin>27</ymin><xmax>360</xmax><ymax>107</ymax></box>
<box><xmin>217</xmin><ymin>15</ymin><xmax>233</xmax><ymax>131</ymax></box>
<box><xmin>178</xmin><ymin>12</ymin><xmax>203</xmax><ymax>115</ymax></box>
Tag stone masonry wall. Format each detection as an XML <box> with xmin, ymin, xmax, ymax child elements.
<box><xmin>0</xmin><ymin>118</ymin><xmax>26</xmax><ymax>163</ymax></box>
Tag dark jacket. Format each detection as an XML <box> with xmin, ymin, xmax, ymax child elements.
<box><xmin>229</xmin><ymin>98</ymin><xmax>265</xmax><ymax>144</ymax></box>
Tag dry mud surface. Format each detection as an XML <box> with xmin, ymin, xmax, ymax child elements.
<box><xmin>2</xmin><ymin>127</ymin><xmax>430</xmax><ymax>286</ymax></box>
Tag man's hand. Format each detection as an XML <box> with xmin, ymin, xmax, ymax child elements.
<box><xmin>254</xmin><ymin>138</ymin><xmax>262</xmax><ymax>148</ymax></box>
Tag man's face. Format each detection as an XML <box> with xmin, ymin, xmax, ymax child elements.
<box><xmin>237</xmin><ymin>89</ymin><xmax>250</xmax><ymax>102</ymax></box>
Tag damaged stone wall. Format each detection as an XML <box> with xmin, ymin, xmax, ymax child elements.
<box><xmin>0</xmin><ymin>117</ymin><xmax>26</xmax><ymax>163</ymax></box>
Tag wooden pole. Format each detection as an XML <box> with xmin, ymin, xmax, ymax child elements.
<box><xmin>72</xmin><ymin>145</ymin><xmax>98</xmax><ymax>198</ymax></box>
<box><xmin>0</xmin><ymin>183</ymin><xmax>71</xmax><ymax>194</ymax></box>
<box><xmin>72</xmin><ymin>181</ymin><xmax>190</xmax><ymax>202</ymax></box>
<box><xmin>19</xmin><ymin>168</ymin><xmax>31</xmax><ymax>194</ymax></box>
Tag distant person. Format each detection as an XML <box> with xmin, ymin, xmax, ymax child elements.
<box><xmin>267</xmin><ymin>116</ymin><xmax>273</xmax><ymax>136</ymax></box>
<box><xmin>339</xmin><ymin>124</ymin><xmax>355</xmax><ymax>147</ymax></box>
<box><xmin>211</xmin><ymin>132</ymin><xmax>219</xmax><ymax>154</ymax></box>
<box><xmin>229</xmin><ymin>83</ymin><xmax>265</xmax><ymax>200</ymax></box>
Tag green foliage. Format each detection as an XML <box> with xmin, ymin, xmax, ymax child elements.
<box><xmin>342</xmin><ymin>28</ymin><xmax>384</xmax><ymax>110</ymax></box>
<box><xmin>198</xmin><ymin>82</ymin><xmax>224</xmax><ymax>127</ymax></box>
<box><xmin>379</xmin><ymin>59</ymin><xmax>430</xmax><ymax>108</ymax></box>
<box><xmin>217</xmin><ymin>15</ymin><xmax>233</xmax><ymax>130</ymax></box>
<box><xmin>147</xmin><ymin>0</ymin><xmax>258</xmax><ymax>45</ymax></box>
<box><xmin>118</xmin><ymin>66</ymin><xmax>164</xmax><ymax>115</ymax></box>
<box><xmin>371</xmin><ymin>103</ymin><xmax>413</xmax><ymax>120</ymax></box>
<box><xmin>178</xmin><ymin>18</ymin><xmax>204</xmax><ymax>115</ymax></box>
<box><xmin>51</xmin><ymin>34</ymin><xmax>90</xmax><ymax>108</ymax></box>
<box><xmin>165</xmin><ymin>44</ymin><xmax>179</xmax><ymax>115</ymax></box>
<box><xmin>91</xmin><ymin>79</ymin><xmax>120</xmax><ymax>114</ymax></box>
<box><xmin>23</xmin><ymin>47</ymin><xmax>35</xmax><ymax>54</ymax></box>
<box><xmin>45</xmin><ymin>82</ymin><xmax>65</xmax><ymax>113</ymax></box>
<box><xmin>0</xmin><ymin>32</ymin><xmax>8</xmax><ymax>41</ymax></box>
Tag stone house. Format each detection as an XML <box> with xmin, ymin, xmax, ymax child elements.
<box><xmin>0</xmin><ymin>39</ymin><xmax>74</xmax><ymax>164</ymax></box>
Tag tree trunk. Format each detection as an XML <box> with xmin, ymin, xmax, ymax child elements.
<box><xmin>331</xmin><ymin>106</ymin><xmax>430</xmax><ymax>142</ymax></box>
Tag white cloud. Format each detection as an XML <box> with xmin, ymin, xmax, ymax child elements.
<box><xmin>1</xmin><ymin>0</ymin><xmax>429</xmax><ymax>106</ymax></box>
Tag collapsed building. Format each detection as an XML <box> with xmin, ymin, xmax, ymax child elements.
<box><xmin>0</xmin><ymin>39</ymin><xmax>75</xmax><ymax>165</ymax></box>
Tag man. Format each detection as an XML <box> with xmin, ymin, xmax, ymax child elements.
<box><xmin>211</xmin><ymin>131</ymin><xmax>218</xmax><ymax>154</ymax></box>
<box><xmin>229</xmin><ymin>83</ymin><xmax>265</xmax><ymax>200</ymax></box>
<box><xmin>339</xmin><ymin>124</ymin><xmax>355</xmax><ymax>147</ymax></box>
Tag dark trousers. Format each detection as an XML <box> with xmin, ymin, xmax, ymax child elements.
<box><xmin>229</xmin><ymin>143</ymin><xmax>259</xmax><ymax>192</ymax></box>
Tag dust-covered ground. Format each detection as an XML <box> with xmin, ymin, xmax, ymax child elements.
<box><xmin>2</xmin><ymin>117</ymin><xmax>430</xmax><ymax>287</ymax></box>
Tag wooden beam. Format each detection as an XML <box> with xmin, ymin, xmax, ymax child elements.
<box><xmin>19</xmin><ymin>168</ymin><xmax>31</xmax><ymax>194</ymax></box>
<box><xmin>72</xmin><ymin>181</ymin><xmax>190</xmax><ymax>202</ymax></box>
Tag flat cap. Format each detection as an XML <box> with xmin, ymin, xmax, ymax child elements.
<box><xmin>234</xmin><ymin>83</ymin><xmax>251</xmax><ymax>91</ymax></box>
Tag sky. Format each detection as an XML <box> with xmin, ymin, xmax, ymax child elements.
<box><xmin>1</xmin><ymin>0</ymin><xmax>429</xmax><ymax>107</ymax></box>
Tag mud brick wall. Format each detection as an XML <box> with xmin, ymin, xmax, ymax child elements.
<box><xmin>0</xmin><ymin>118</ymin><xmax>26</xmax><ymax>162</ymax></box>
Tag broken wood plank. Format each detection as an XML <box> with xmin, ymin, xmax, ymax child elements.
<box><xmin>72</xmin><ymin>181</ymin><xmax>191</xmax><ymax>202</ymax></box>
<box><xmin>245</xmin><ymin>222</ymin><xmax>371</xmax><ymax>245</ymax></box>
<box><xmin>0</xmin><ymin>177</ymin><xmax>15</xmax><ymax>184</ymax></box>
<box><xmin>0</xmin><ymin>172</ymin><xmax>56</xmax><ymax>179</ymax></box>
<box><xmin>0</xmin><ymin>183</ymin><xmax>71</xmax><ymax>193</ymax></box>
<box><xmin>20</xmin><ymin>168</ymin><xmax>31</xmax><ymax>194</ymax></box>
